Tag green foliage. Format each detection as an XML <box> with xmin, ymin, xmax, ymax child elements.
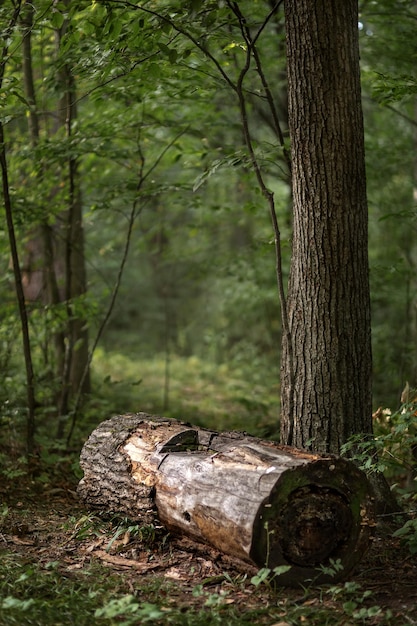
<box><xmin>342</xmin><ymin>400</ymin><xmax>417</xmax><ymax>559</ymax></box>
<box><xmin>0</xmin><ymin>556</ymin><xmax>122</xmax><ymax>626</ymax></box>
<box><xmin>88</xmin><ymin>349</ymin><xmax>280</xmax><ymax>435</ymax></box>
<box><xmin>359</xmin><ymin>0</ymin><xmax>417</xmax><ymax>408</ymax></box>
<box><xmin>105</xmin><ymin>517</ymin><xmax>162</xmax><ymax>553</ymax></box>
<box><xmin>0</xmin><ymin>493</ymin><xmax>401</xmax><ymax>626</ymax></box>
<box><xmin>1</xmin><ymin>0</ymin><xmax>290</xmax><ymax>447</ymax></box>
<box><xmin>0</xmin><ymin>0</ymin><xmax>417</xmax><ymax>449</ymax></box>
<box><xmin>393</xmin><ymin>518</ymin><xmax>417</xmax><ymax>554</ymax></box>
<box><xmin>370</xmin><ymin>71</ymin><xmax>417</xmax><ymax>104</ymax></box>
<box><xmin>95</xmin><ymin>596</ymin><xmax>165</xmax><ymax>624</ymax></box>
<box><xmin>326</xmin><ymin>581</ymin><xmax>387</xmax><ymax>622</ymax></box>
<box><xmin>0</xmin><ymin>548</ymin><xmax>396</xmax><ymax>626</ymax></box>
<box><xmin>0</xmin><ymin>454</ymin><xmax>27</xmax><ymax>480</ymax></box>
<box><xmin>317</xmin><ymin>558</ymin><xmax>344</xmax><ymax>579</ymax></box>
<box><xmin>250</xmin><ymin>565</ymin><xmax>291</xmax><ymax>587</ymax></box>
<box><xmin>1</xmin><ymin>4</ymin><xmax>417</xmax><ymax>624</ymax></box>
<box><xmin>341</xmin><ymin>402</ymin><xmax>417</xmax><ymax>488</ymax></box>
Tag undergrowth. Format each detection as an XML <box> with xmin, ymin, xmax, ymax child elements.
<box><xmin>0</xmin><ymin>545</ymin><xmax>397</xmax><ymax>626</ymax></box>
<box><xmin>0</xmin><ymin>352</ymin><xmax>416</xmax><ymax>625</ymax></box>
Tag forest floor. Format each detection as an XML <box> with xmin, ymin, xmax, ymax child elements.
<box><xmin>1</xmin><ymin>466</ymin><xmax>417</xmax><ymax>626</ymax></box>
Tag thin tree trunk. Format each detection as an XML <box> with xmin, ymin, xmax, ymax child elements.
<box><xmin>281</xmin><ymin>0</ymin><xmax>373</xmax><ymax>453</ymax></box>
<box><xmin>1</xmin><ymin>1</ymin><xmax>36</xmax><ymax>454</ymax></box>
<box><xmin>411</xmin><ymin>80</ymin><xmax>417</xmax><ymax>384</ymax></box>
<box><xmin>54</xmin><ymin>7</ymin><xmax>90</xmax><ymax>432</ymax></box>
<box><xmin>21</xmin><ymin>2</ymin><xmax>66</xmax><ymax>381</ymax></box>
<box><xmin>1</xmin><ymin>127</ymin><xmax>36</xmax><ymax>455</ymax></box>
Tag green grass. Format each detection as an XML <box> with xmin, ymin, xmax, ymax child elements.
<box><xmin>89</xmin><ymin>348</ymin><xmax>280</xmax><ymax>435</ymax></box>
<box><xmin>0</xmin><ymin>554</ymin><xmax>114</xmax><ymax>626</ymax></box>
<box><xmin>0</xmin><ymin>548</ymin><xmax>396</xmax><ymax>626</ymax></box>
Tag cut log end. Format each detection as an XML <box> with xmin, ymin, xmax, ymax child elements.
<box><xmin>251</xmin><ymin>458</ymin><xmax>374</xmax><ymax>584</ymax></box>
<box><xmin>278</xmin><ymin>486</ymin><xmax>353</xmax><ymax>566</ymax></box>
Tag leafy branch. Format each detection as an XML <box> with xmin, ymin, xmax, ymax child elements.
<box><xmin>66</xmin><ymin>125</ymin><xmax>188</xmax><ymax>444</ymax></box>
<box><xmin>225</xmin><ymin>0</ymin><xmax>295</xmax><ymax>428</ymax></box>
<box><xmin>105</xmin><ymin>0</ymin><xmax>294</xmax><ymax>422</ymax></box>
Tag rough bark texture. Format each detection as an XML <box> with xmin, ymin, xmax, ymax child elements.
<box><xmin>281</xmin><ymin>0</ymin><xmax>373</xmax><ymax>453</ymax></box>
<box><xmin>78</xmin><ymin>414</ymin><xmax>375</xmax><ymax>585</ymax></box>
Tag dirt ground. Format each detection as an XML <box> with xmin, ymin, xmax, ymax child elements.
<box><xmin>1</xmin><ymin>473</ymin><xmax>417</xmax><ymax>625</ymax></box>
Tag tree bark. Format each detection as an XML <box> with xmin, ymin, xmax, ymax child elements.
<box><xmin>19</xmin><ymin>2</ymin><xmax>90</xmax><ymax>428</ymax></box>
<box><xmin>78</xmin><ymin>414</ymin><xmax>375</xmax><ymax>585</ymax></box>
<box><xmin>21</xmin><ymin>3</ymin><xmax>66</xmax><ymax>383</ymax></box>
<box><xmin>281</xmin><ymin>0</ymin><xmax>373</xmax><ymax>452</ymax></box>
<box><xmin>1</xmin><ymin>2</ymin><xmax>36</xmax><ymax>455</ymax></box>
<box><xmin>55</xmin><ymin>8</ymin><xmax>91</xmax><ymax>426</ymax></box>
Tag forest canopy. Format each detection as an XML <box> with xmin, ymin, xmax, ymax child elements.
<box><xmin>1</xmin><ymin>0</ymin><xmax>417</xmax><ymax>451</ymax></box>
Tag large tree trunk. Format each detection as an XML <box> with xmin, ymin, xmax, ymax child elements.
<box><xmin>78</xmin><ymin>414</ymin><xmax>375</xmax><ymax>585</ymax></box>
<box><xmin>281</xmin><ymin>0</ymin><xmax>373</xmax><ymax>452</ymax></box>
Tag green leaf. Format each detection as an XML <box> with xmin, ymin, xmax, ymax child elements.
<box><xmin>168</xmin><ymin>49</ymin><xmax>178</xmax><ymax>64</ymax></box>
<box><xmin>108</xmin><ymin>17</ymin><xmax>123</xmax><ymax>39</ymax></box>
<box><xmin>2</xmin><ymin>597</ymin><xmax>35</xmax><ymax>611</ymax></box>
<box><xmin>158</xmin><ymin>42</ymin><xmax>172</xmax><ymax>58</ymax></box>
<box><xmin>51</xmin><ymin>10</ymin><xmax>65</xmax><ymax>29</ymax></box>
<box><xmin>95</xmin><ymin>595</ymin><xmax>139</xmax><ymax>618</ymax></box>
<box><xmin>250</xmin><ymin>567</ymin><xmax>271</xmax><ymax>586</ymax></box>
<box><xmin>190</xmin><ymin>0</ymin><xmax>203</xmax><ymax>14</ymax></box>
<box><xmin>343</xmin><ymin>600</ymin><xmax>358</xmax><ymax>612</ymax></box>
<box><xmin>272</xmin><ymin>565</ymin><xmax>292</xmax><ymax>576</ymax></box>
<box><xmin>155</xmin><ymin>40</ymin><xmax>179</xmax><ymax>64</ymax></box>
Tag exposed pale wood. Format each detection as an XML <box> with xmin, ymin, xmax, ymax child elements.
<box><xmin>78</xmin><ymin>413</ymin><xmax>375</xmax><ymax>584</ymax></box>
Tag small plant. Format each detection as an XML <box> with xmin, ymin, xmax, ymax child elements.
<box><xmin>192</xmin><ymin>584</ymin><xmax>231</xmax><ymax>608</ymax></box>
<box><xmin>95</xmin><ymin>595</ymin><xmax>167</xmax><ymax>624</ymax></box>
<box><xmin>0</xmin><ymin>453</ymin><xmax>27</xmax><ymax>480</ymax></box>
<box><xmin>393</xmin><ymin>518</ymin><xmax>417</xmax><ymax>555</ymax></box>
<box><xmin>63</xmin><ymin>512</ymin><xmax>112</xmax><ymax>542</ymax></box>
<box><xmin>250</xmin><ymin>520</ymin><xmax>292</xmax><ymax>588</ymax></box>
<box><xmin>1</xmin><ymin>597</ymin><xmax>35</xmax><ymax>612</ymax></box>
<box><xmin>341</xmin><ymin>401</ymin><xmax>417</xmax><ymax>491</ymax></box>
<box><xmin>250</xmin><ymin>565</ymin><xmax>292</xmax><ymax>588</ymax></box>
<box><xmin>106</xmin><ymin>519</ymin><xmax>151</xmax><ymax>551</ymax></box>
<box><xmin>0</xmin><ymin>503</ymin><xmax>8</xmax><ymax>519</ymax></box>
<box><xmin>326</xmin><ymin>581</ymin><xmax>387</xmax><ymax>622</ymax></box>
<box><xmin>317</xmin><ymin>558</ymin><xmax>344</xmax><ymax>579</ymax></box>
<box><xmin>0</xmin><ymin>556</ymin><xmax>124</xmax><ymax>626</ymax></box>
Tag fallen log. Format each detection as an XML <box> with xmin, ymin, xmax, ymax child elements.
<box><xmin>77</xmin><ymin>413</ymin><xmax>375</xmax><ymax>585</ymax></box>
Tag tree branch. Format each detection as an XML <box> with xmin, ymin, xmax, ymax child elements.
<box><xmin>226</xmin><ymin>0</ymin><xmax>294</xmax><ymax>428</ymax></box>
<box><xmin>66</xmin><ymin>125</ymin><xmax>188</xmax><ymax>444</ymax></box>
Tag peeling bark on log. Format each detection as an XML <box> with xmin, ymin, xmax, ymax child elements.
<box><xmin>77</xmin><ymin>413</ymin><xmax>375</xmax><ymax>585</ymax></box>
